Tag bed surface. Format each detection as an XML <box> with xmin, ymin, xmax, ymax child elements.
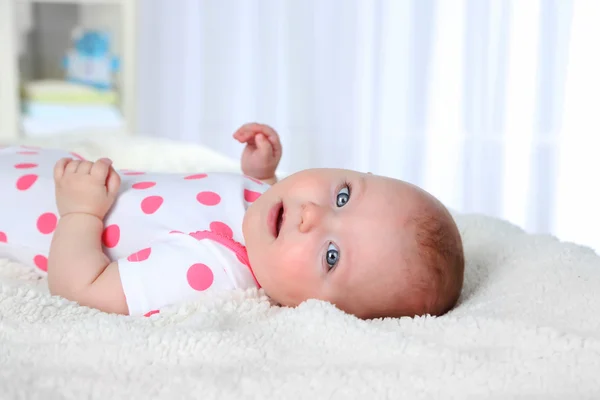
<box><xmin>1</xmin><ymin>134</ymin><xmax>600</xmax><ymax>399</ymax></box>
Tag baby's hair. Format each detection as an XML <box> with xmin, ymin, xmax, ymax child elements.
<box><xmin>360</xmin><ymin>202</ymin><xmax>464</xmax><ymax>320</ymax></box>
<box><xmin>411</xmin><ymin>207</ymin><xmax>465</xmax><ymax>316</ymax></box>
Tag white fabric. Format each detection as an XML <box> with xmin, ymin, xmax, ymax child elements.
<box><xmin>136</xmin><ymin>0</ymin><xmax>600</xmax><ymax>253</ymax></box>
<box><xmin>119</xmin><ymin>232</ymin><xmax>258</xmax><ymax>317</ymax></box>
<box><xmin>1</xmin><ymin>134</ymin><xmax>600</xmax><ymax>398</ymax></box>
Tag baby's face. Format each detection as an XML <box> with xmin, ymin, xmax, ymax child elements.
<box><xmin>243</xmin><ymin>168</ymin><xmax>432</xmax><ymax>318</ymax></box>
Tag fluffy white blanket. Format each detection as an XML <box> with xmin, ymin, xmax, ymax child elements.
<box><xmin>1</xmin><ymin>133</ymin><xmax>600</xmax><ymax>399</ymax></box>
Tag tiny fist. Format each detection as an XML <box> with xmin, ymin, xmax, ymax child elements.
<box><xmin>98</xmin><ymin>158</ymin><xmax>113</xmax><ymax>165</ymax></box>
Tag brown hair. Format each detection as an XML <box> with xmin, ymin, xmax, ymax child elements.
<box><xmin>354</xmin><ymin>207</ymin><xmax>465</xmax><ymax>320</ymax></box>
<box><xmin>411</xmin><ymin>208</ymin><xmax>465</xmax><ymax>316</ymax></box>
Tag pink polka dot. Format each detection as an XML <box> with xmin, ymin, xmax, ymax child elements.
<box><xmin>245</xmin><ymin>175</ymin><xmax>264</xmax><ymax>185</ymax></box>
<box><xmin>36</xmin><ymin>213</ymin><xmax>57</xmax><ymax>234</ymax></box>
<box><xmin>14</xmin><ymin>163</ymin><xmax>38</xmax><ymax>169</ymax></box>
<box><xmin>141</xmin><ymin>196</ymin><xmax>164</xmax><ymax>214</ymax></box>
<box><xmin>210</xmin><ymin>221</ymin><xmax>233</xmax><ymax>238</ymax></box>
<box><xmin>169</xmin><ymin>230</ymin><xmax>183</xmax><ymax>234</ymax></box>
<box><xmin>244</xmin><ymin>189</ymin><xmax>261</xmax><ymax>202</ymax></box>
<box><xmin>16</xmin><ymin>174</ymin><xmax>38</xmax><ymax>191</ymax></box>
<box><xmin>189</xmin><ymin>231</ymin><xmax>209</xmax><ymax>241</ymax></box>
<box><xmin>102</xmin><ymin>224</ymin><xmax>120</xmax><ymax>248</ymax></box>
<box><xmin>131</xmin><ymin>181</ymin><xmax>156</xmax><ymax>190</ymax></box>
<box><xmin>34</xmin><ymin>255</ymin><xmax>47</xmax><ymax>272</ymax></box>
<box><xmin>196</xmin><ymin>191</ymin><xmax>221</xmax><ymax>206</ymax></box>
<box><xmin>144</xmin><ymin>310</ymin><xmax>160</xmax><ymax>317</ymax></box>
<box><xmin>70</xmin><ymin>152</ymin><xmax>85</xmax><ymax>160</ymax></box>
<box><xmin>184</xmin><ymin>173</ymin><xmax>208</xmax><ymax>180</ymax></box>
<box><xmin>127</xmin><ymin>247</ymin><xmax>152</xmax><ymax>262</ymax></box>
<box><xmin>123</xmin><ymin>171</ymin><xmax>145</xmax><ymax>176</ymax></box>
<box><xmin>0</xmin><ymin>231</ymin><xmax>6</xmax><ymax>243</ymax></box>
<box><xmin>16</xmin><ymin>151</ymin><xmax>38</xmax><ymax>155</ymax></box>
<box><xmin>187</xmin><ymin>263</ymin><xmax>214</xmax><ymax>291</ymax></box>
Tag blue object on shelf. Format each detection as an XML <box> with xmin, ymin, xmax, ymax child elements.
<box><xmin>62</xmin><ymin>29</ymin><xmax>120</xmax><ymax>91</ymax></box>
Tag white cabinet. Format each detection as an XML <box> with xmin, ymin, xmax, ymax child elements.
<box><xmin>0</xmin><ymin>0</ymin><xmax>137</xmax><ymax>142</ymax></box>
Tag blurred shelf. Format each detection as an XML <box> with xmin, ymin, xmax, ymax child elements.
<box><xmin>1</xmin><ymin>0</ymin><xmax>138</xmax><ymax>141</ymax></box>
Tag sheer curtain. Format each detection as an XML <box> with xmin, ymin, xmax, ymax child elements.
<box><xmin>136</xmin><ymin>0</ymin><xmax>600</xmax><ymax>251</ymax></box>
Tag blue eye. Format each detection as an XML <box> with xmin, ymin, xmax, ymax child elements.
<box><xmin>336</xmin><ymin>186</ymin><xmax>350</xmax><ymax>207</ymax></box>
<box><xmin>325</xmin><ymin>243</ymin><xmax>340</xmax><ymax>269</ymax></box>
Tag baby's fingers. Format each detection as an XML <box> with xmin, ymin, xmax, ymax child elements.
<box><xmin>266</xmin><ymin>131</ymin><xmax>282</xmax><ymax>159</ymax></box>
<box><xmin>233</xmin><ymin>125</ymin><xmax>254</xmax><ymax>142</ymax></box>
<box><xmin>65</xmin><ymin>160</ymin><xmax>81</xmax><ymax>174</ymax></box>
<box><xmin>53</xmin><ymin>158</ymin><xmax>72</xmax><ymax>181</ymax></box>
<box><xmin>255</xmin><ymin>134</ymin><xmax>273</xmax><ymax>157</ymax></box>
<box><xmin>90</xmin><ymin>158</ymin><xmax>113</xmax><ymax>182</ymax></box>
<box><xmin>106</xmin><ymin>167</ymin><xmax>121</xmax><ymax>197</ymax></box>
<box><xmin>233</xmin><ymin>123</ymin><xmax>268</xmax><ymax>142</ymax></box>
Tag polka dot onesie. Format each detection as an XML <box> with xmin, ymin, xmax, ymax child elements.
<box><xmin>0</xmin><ymin>146</ymin><xmax>268</xmax><ymax>316</ymax></box>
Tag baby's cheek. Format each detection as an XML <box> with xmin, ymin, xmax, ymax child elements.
<box><xmin>251</xmin><ymin>233</ymin><xmax>322</xmax><ymax>303</ymax></box>
<box><xmin>272</xmin><ymin>250</ymin><xmax>319</xmax><ymax>305</ymax></box>
<box><xmin>278</xmin><ymin>255</ymin><xmax>305</xmax><ymax>280</ymax></box>
<box><xmin>278</xmin><ymin>244</ymin><xmax>321</xmax><ymax>291</ymax></box>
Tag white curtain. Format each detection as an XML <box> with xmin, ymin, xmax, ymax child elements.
<box><xmin>137</xmin><ymin>0</ymin><xmax>600</xmax><ymax>252</ymax></box>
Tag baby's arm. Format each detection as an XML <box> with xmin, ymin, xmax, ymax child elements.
<box><xmin>48</xmin><ymin>215</ymin><xmax>127</xmax><ymax>314</ymax></box>
<box><xmin>47</xmin><ymin>157</ymin><xmax>128</xmax><ymax>315</ymax></box>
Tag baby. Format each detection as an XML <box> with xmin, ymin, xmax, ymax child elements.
<box><xmin>0</xmin><ymin>123</ymin><xmax>464</xmax><ymax>319</ymax></box>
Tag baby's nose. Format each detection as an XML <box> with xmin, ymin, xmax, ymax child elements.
<box><xmin>299</xmin><ymin>202</ymin><xmax>325</xmax><ymax>233</ymax></box>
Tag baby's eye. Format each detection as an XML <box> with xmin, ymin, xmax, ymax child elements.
<box><xmin>325</xmin><ymin>243</ymin><xmax>340</xmax><ymax>269</ymax></box>
<box><xmin>336</xmin><ymin>186</ymin><xmax>350</xmax><ymax>207</ymax></box>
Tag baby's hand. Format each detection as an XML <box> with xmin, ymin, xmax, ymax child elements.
<box><xmin>233</xmin><ymin>123</ymin><xmax>282</xmax><ymax>180</ymax></box>
<box><xmin>53</xmin><ymin>157</ymin><xmax>121</xmax><ymax>219</ymax></box>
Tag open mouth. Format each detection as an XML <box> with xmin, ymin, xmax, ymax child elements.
<box><xmin>268</xmin><ymin>201</ymin><xmax>285</xmax><ymax>238</ymax></box>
